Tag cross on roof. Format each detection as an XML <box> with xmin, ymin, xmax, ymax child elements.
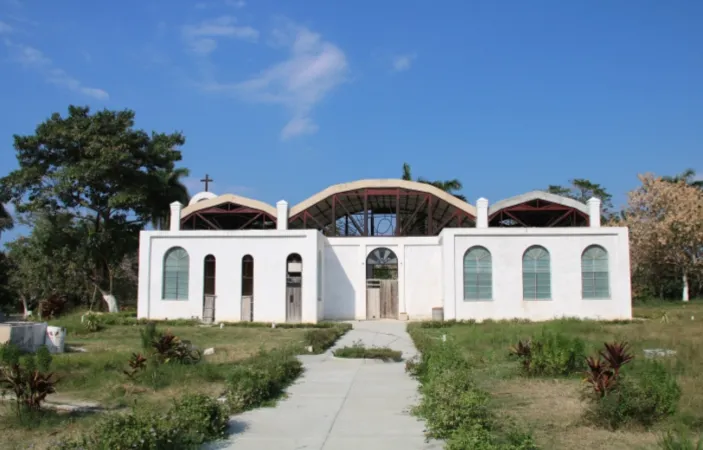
<box><xmin>200</xmin><ymin>174</ymin><xmax>214</xmax><ymax>192</ymax></box>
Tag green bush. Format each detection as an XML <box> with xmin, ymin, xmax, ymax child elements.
<box><xmin>55</xmin><ymin>394</ymin><xmax>228</xmax><ymax>449</ymax></box>
<box><xmin>0</xmin><ymin>342</ymin><xmax>21</xmax><ymax>367</ymax></box>
<box><xmin>659</xmin><ymin>430</ymin><xmax>703</xmax><ymax>450</ymax></box>
<box><xmin>511</xmin><ymin>329</ymin><xmax>586</xmax><ymax>377</ymax></box>
<box><xmin>446</xmin><ymin>424</ymin><xmax>539</xmax><ymax>450</ymax></box>
<box><xmin>414</xmin><ymin>369</ymin><xmax>493</xmax><ymax>439</ymax></box>
<box><xmin>36</xmin><ymin>345</ymin><xmax>52</xmax><ymax>372</ymax></box>
<box><xmin>333</xmin><ymin>342</ymin><xmax>402</xmax><ymax>362</ymax></box>
<box><xmin>303</xmin><ymin>325</ymin><xmax>350</xmax><ymax>353</ymax></box>
<box><xmin>225</xmin><ymin>349</ymin><xmax>303</xmax><ymax>413</ymax></box>
<box><xmin>588</xmin><ymin>360</ymin><xmax>681</xmax><ymax>429</ymax></box>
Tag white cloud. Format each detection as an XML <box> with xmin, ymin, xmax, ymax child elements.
<box><xmin>392</xmin><ymin>53</ymin><xmax>416</xmax><ymax>72</ymax></box>
<box><xmin>182</xmin><ymin>16</ymin><xmax>258</xmax><ymax>55</ymax></box>
<box><xmin>0</xmin><ymin>21</ymin><xmax>12</xmax><ymax>34</ymax></box>
<box><xmin>203</xmin><ymin>23</ymin><xmax>348</xmax><ymax>140</ymax></box>
<box><xmin>3</xmin><ymin>39</ymin><xmax>109</xmax><ymax>100</ymax></box>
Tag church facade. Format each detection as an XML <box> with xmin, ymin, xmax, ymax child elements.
<box><xmin>137</xmin><ymin>179</ymin><xmax>632</xmax><ymax>323</ymax></box>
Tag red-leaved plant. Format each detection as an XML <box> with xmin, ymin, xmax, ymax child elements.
<box><xmin>584</xmin><ymin>341</ymin><xmax>634</xmax><ymax>397</ymax></box>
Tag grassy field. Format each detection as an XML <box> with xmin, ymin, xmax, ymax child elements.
<box><xmin>414</xmin><ymin>301</ymin><xmax>703</xmax><ymax>450</ymax></box>
<box><xmin>1</xmin><ymin>313</ymin><xmax>312</xmax><ymax>450</ymax></box>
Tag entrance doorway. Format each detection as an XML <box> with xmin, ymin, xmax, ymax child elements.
<box><xmin>202</xmin><ymin>255</ymin><xmax>216</xmax><ymax>323</ymax></box>
<box><xmin>241</xmin><ymin>255</ymin><xmax>254</xmax><ymax>321</ymax></box>
<box><xmin>365</xmin><ymin>247</ymin><xmax>399</xmax><ymax>319</ymax></box>
<box><xmin>286</xmin><ymin>253</ymin><xmax>302</xmax><ymax>323</ymax></box>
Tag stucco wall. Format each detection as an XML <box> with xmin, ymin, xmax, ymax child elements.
<box><xmin>137</xmin><ymin>230</ymin><xmax>320</xmax><ymax>323</ymax></box>
<box><xmin>323</xmin><ymin>237</ymin><xmax>440</xmax><ymax>320</ymax></box>
<box><xmin>442</xmin><ymin>227</ymin><xmax>632</xmax><ymax>321</ymax></box>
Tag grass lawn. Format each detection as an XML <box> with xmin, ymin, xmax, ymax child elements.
<box><xmin>414</xmin><ymin>301</ymin><xmax>703</xmax><ymax>450</ymax></box>
<box><xmin>1</xmin><ymin>313</ymin><xmax>312</xmax><ymax>450</ymax></box>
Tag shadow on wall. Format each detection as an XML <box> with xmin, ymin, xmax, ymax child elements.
<box><xmin>324</xmin><ymin>249</ymin><xmax>356</xmax><ymax>320</ymax></box>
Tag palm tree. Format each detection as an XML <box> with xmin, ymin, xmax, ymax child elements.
<box><xmin>663</xmin><ymin>168</ymin><xmax>703</xmax><ymax>189</ymax></box>
<box><xmin>150</xmin><ymin>167</ymin><xmax>190</xmax><ymax>230</ymax></box>
<box><xmin>401</xmin><ymin>163</ymin><xmax>467</xmax><ymax>202</ymax></box>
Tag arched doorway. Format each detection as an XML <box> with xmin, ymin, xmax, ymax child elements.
<box><xmin>286</xmin><ymin>253</ymin><xmax>302</xmax><ymax>323</ymax></box>
<box><xmin>241</xmin><ymin>255</ymin><xmax>254</xmax><ymax>321</ymax></box>
<box><xmin>366</xmin><ymin>247</ymin><xmax>399</xmax><ymax>319</ymax></box>
<box><xmin>202</xmin><ymin>255</ymin><xmax>216</xmax><ymax>323</ymax></box>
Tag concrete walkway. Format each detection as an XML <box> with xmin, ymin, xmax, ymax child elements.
<box><xmin>210</xmin><ymin>321</ymin><xmax>441</xmax><ymax>450</ymax></box>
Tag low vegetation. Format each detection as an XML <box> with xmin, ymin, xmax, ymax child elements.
<box><xmin>333</xmin><ymin>341</ymin><xmax>403</xmax><ymax>362</ymax></box>
<box><xmin>409</xmin><ymin>301</ymin><xmax>703</xmax><ymax>450</ymax></box>
<box><xmin>303</xmin><ymin>323</ymin><xmax>352</xmax><ymax>353</ymax></box>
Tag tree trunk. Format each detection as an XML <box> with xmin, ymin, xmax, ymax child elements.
<box><xmin>683</xmin><ymin>273</ymin><xmax>690</xmax><ymax>302</ymax></box>
<box><xmin>97</xmin><ymin>287</ymin><xmax>119</xmax><ymax>312</ymax></box>
<box><xmin>20</xmin><ymin>294</ymin><xmax>29</xmax><ymax>318</ymax></box>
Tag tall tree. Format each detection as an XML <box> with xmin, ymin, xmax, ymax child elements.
<box><xmin>546</xmin><ymin>178</ymin><xmax>614</xmax><ymax>220</ymax></box>
<box><xmin>662</xmin><ymin>168</ymin><xmax>703</xmax><ymax>189</ymax></box>
<box><xmin>0</xmin><ymin>198</ymin><xmax>13</xmax><ymax>237</ymax></box>
<box><xmin>619</xmin><ymin>174</ymin><xmax>703</xmax><ymax>302</ymax></box>
<box><xmin>401</xmin><ymin>162</ymin><xmax>467</xmax><ymax>201</ymax></box>
<box><xmin>0</xmin><ymin>105</ymin><xmax>186</xmax><ymax>312</ymax></box>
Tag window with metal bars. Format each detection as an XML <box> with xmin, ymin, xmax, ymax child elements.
<box><xmin>522</xmin><ymin>245</ymin><xmax>551</xmax><ymax>300</ymax></box>
<box><xmin>463</xmin><ymin>246</ymin><xmax>492</xmax><ymax>300</ymax></box>
<box><xmin>581</xmin><ymin>245</ymin><xmax>609</xmax><ymax>299</ymax></box>
<box><xmin>163</xmin><ymin>247</ymin><xmax>189</xmax><ymax>300</ymax></box>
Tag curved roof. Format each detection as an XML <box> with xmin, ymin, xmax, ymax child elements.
<box><xmin>488</xmin><ymin>190</ymin><xmax>588</xmax><ymax>215</ymax></box>
<box><xmin>290</xmin><ymin>179</ymin><xmax>476</xmax><ymax>217</ymax></box>
<box><xmin>181</xmin><ymin>193</ymin><xmax>278</xmax><ymax>218</ymax></box>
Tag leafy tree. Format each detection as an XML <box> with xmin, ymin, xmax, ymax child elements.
<box><xmin>0</xmin><ymin>202</ymin><xmax>12</xmax><ymax>238</ymax></box>
<box><xmin>662</xmin><ymin>168</ymin><xmax>703</xmax><ymax>189</ymax></box>
<box><xmin>0</xmin><ymin>105</ymin><xmax>187</xmax><ymax>312</ymax></box>
<box><xmin>401</xmin><ymin>162</ymin><xmax>467</xmax><ymax>202</ymax></box>
<box><xmin>4</xmin><ymin>214</ymin><xmax>88</xmax><ymax>316</ymax></box>
<box><xmin>0</xmin><ymin>251</ymin><xmax>13</xmax><ymax>314</ymax></box>
<box><xmin>618</xmin><ymin>174</ymin><xmax>703</xmax><ymax>302</ymax></box>
<box><xmin>546</xmin><ymin>178</ymin><xmax>614</xmax><ymax>221</ymax></box>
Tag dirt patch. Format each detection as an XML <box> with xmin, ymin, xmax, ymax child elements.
<box><xmin>491</xmin><ymin>378</ymin><xmax>659</xmax><ymax>450</ymax></box>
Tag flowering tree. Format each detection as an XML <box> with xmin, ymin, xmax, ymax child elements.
<box><xmin>619</xmin><ymin>174</ymin><xmax>703</xmax><ymax>301</ymax></box>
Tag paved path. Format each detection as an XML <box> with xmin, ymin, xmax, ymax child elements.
<box><xmin>210</xmin><ymin>321</ymin><xmax>442</xmax><ymax>450</ymax></box>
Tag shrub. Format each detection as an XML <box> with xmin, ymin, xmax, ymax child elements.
<box><xmin>446</xmin><ymin>424</ymin><xmax>539</xmax><ymax>450</ymax></box>
<box><xmin>36</xmin><ymin>345</ymin><xmax>53</xmax><ymax>373</ymax></box>
<box><xmin>414</xmin><ymin>369</ymin><xmax>493</xmax><ymax>439</ymax></box>
<box><xmin>83</xmin><ymin>313</ymin><xmax>102</xmax><ymax>332</ymax></box>
<box><xmin>123</xmin><ymin>353</ymin><xmax>148</xmax><ymax>379</ymax></box>
<box><xmin>143</xmin><ymin>324</ymin><xmax>201</xmax><ymax>365</ymax></box>
<box><xmin>510</xmin><ymin>329</ymin><xmax>586</xmax><ymax>377</ymax></box>
<box><xmin>303</xmin><ymin>325</ymin><xmax>349</xmax><ymax>353</ymax></box>
<box><xmin>333</xmin><ymin>341</ymin><xmax>402</xmax><ymax>362</ymax></box>
<box><xmin>659</xmin><ymin>430</ymin><xmax>703</xmax><ymax>450</ymax></box>
<box><xmin>584</xmin><ymin>341</ymin><xmax>634</xmax><ymax>398</ymax></box>
<box><xmin>225</xmin><ymin>349</ymin><xmax>303</xmax><ymax>413</ymax></box>
<box><xmin>55</xmin><ymin>393</ymin><xmax>228</xmax><ymax>449</ymax></box>
<box><xmin>0</xmin><ymin>363</ymin><xmax>58</xmax><ymax>414</ymax></box>
<box><xmin>0</xmin><ymin>342</ymin><xmax>21</xmax><ymax>367</ymax></box>
<box><xmin>587</xmin><ymin>360</ymin><xmax>681</xmax><ymax>429</ymax></box>
<box><xmin>140</xmin><ymin>321</ymin><xmax>159</xmax><ymax>351</ymax></box>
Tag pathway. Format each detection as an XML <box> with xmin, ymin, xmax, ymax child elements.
<box><xmin>210</xmin><ymin>321</ymin><xmax>442</xmax><ymax>450</ymax></box>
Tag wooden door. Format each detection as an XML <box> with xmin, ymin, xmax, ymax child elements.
<box><xmin>366</xmin><ymin>279</ymin><xmax>381</xmax><ymax>319</ymax></box>
<box><xmin>286</xmin><ymin>286</ymin><xmax>302</xmax><ymax>323</ymax></box>
<box><xmin>380</xmin><ymin>280</ymin><xmax>398</xmax><ymax>319</ymax></box>
<box><xmin>241</xmin><ymin>295</ymin><xmax>253</xmax><ymax>322</ymax></box>
<box><xmin>203</xmin><ymin>295</ymin><xmax>216</xmax><ymax>323</ymax></box>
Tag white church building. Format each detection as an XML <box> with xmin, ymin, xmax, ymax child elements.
<box><xmin>137</xmin><ymin>179</ymin><xmax>632</xmax><ymax>323</ymax></box>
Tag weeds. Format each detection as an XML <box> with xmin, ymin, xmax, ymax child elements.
<box><xmin>333</xmin><ymin>341</ymin><xmax>403</xmax><ymax>362</ymax></box>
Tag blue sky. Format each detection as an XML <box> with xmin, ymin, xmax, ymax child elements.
<box><xmin>1</xmin><ymin>0</ymin><xmax>701</xmax><ymax>243</ymax></box>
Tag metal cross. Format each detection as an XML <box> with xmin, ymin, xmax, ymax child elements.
<box><xmin>200</xmin><ymin>174</ymin><xmax>213</xmax><ymax>192</ymax></box>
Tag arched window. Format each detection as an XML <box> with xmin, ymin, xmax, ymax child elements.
<box><xmin>463</xmin><ymin>246</ymin><xmax>492</xmax><ymax>300</ymax></box>
<box><xmin>203</xmin><ymin>255</ymin><xmax>216</xmax><ymax>295</ymax></box>
<box><xmin>522</xmin><ymin>246</ymin><xmax>550</xmax><ymax>300</ymax></box>
<box><xmin>582</xmin><ymin>245</ymin><xmax>609</xmax><ymax>299</ymax></box>
<box><xmin>163</xmin><ymin>247</ymin><xmax>189</xmax><ymax>300</ymax></box>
